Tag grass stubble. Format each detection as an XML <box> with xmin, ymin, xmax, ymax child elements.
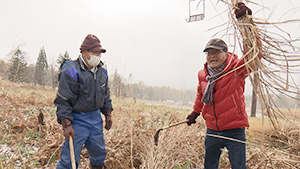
<box><xmin>0</xmin><ymin>79</ymin><xmax>300</xmax><ymax>168</ymax></box>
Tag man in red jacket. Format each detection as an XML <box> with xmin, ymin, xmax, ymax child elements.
<box><xmin>186</xmin><ymin>2</ymin><xmax>253</xmax><ymax>169</ymax></box>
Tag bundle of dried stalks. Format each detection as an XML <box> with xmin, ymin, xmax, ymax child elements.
<box><xmin>204</xmin><ymin>0</ymin><xmax>300</xmax><ymax>166</ymax></box>
<box><xmin>216</xmin><ymin>0</ymin><xmax>300</xmax><ymax>130</ymax></box>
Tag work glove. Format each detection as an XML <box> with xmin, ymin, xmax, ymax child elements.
<box><xmin>235</xmin><ymin>2</ymin><xmax>252</xmax><ymax>19</ymax></box>
<box><xmin>104</xmin><ymin>110</ymin><xmax>112</xmax><ymax>130</ymax></box>
<box><xmin>186</xmin><ymin>112</ymin><xmax>200</xmax><ymax>126</ymax></box>
<box><xmin>61</xmin><ymin>118</ymin><xmax>75</xmax><ymax>141</ymax></box>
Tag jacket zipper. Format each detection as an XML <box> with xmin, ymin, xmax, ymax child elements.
<box><xmin>212</xmin><ymin>101</ymin><xmax>220</xmax><ymax>131</ymax></box>
<box><xmin>93</xmin><ymin>71</ymin><xmax>97</xmax><ymax>108</ymax></box>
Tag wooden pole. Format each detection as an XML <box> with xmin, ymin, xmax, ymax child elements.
<box><xmin>69</xmin><ymin>136</ymin><xmax>76</xmax><ymax>169</ymax></box>
<box><xmin>250</xmin><ymin>86</ymin><xmax>257</xmax><ymax>117</ymax></box>
<box><xmin>251</xmin><ymin>73</ymin><xmax>259</xmax><ymax>117</ymax></box>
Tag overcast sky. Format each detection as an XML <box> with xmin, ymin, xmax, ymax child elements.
<box><xmin>1</xmin><ymin>0</ymin><xmax>300</xmax><ymax>93</ymax></box>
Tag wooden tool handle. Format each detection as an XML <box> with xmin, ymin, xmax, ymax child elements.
<box><xmin>162</xmin><ymin>120</ymin><xmax>189</xmax><ymax>130</ymax></box>
<box><xmin>69</xmin><ymin>136</ymin><xmax>76</xmax><ymax>169</ymax></box>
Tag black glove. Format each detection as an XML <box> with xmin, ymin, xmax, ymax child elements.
<box><xmin>235</xmin><ymin>2</ymin><xmax>252</xmax><ymax>19</ymax></box>
<box><xmin>61</xmin><ymin>118</ymin><xmax>75</xmax><ymax>141</ymax></box>
<box><xmin>186</xmin><ymin>112</ymin><xmax>200</xmax><ymax>126</ymax></box>
<box><xmin>104</xmin><ymin>110</ymin><xmax>112</xmax><ymax>130</ymax></box>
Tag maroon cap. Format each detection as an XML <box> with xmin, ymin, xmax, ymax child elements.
<box><xmin>80</xmin><ymin>34</ymin><xmax>106</xmax><ymax>53</ymax></box>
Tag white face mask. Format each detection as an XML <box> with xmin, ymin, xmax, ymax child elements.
<box><xmin>87</xmin><ymin>53</ymin><xmax>101</xmax><ymax>67</ymax></box>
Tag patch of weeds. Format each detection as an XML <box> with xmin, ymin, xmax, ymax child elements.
<box><xmin>174</xmin><ymin>162</ymin><xmax>190</xmax><ymax>169</ymax></box>
<box><xmin>18</xmin><ymin>144</ymin><xmax>28</xmax><ymax>154</ymax></box>
<box><xmin>220</xmin><ymin>156</ymin><xmax>226</xmax><ymax>163</ymax></box>
<box><xmin>246</xmin><ymin>136</ymin><xmax>254</xmax><ymax>143</ymax></box>
<box><xmin>220</xmin><ymin>148</ymin><xmax>228</xmax><ymax>163</ymax></box>
<box><xmin>45</xmin><ymin>106</ymin><xmax>57</xmax><ymax>117</ymax></box>
<box><xmin>25</xmin><ymin>130</ymin><xmax>42</xmax><ymax>140</ymax></box>
<box><xmin>0</xmin><ymin>136</ymin><xmax>11</xmax><ymax>144</ymax></box>
<box><xmin>9</xmin><ymin>105</ymin><xmax>16</xmax><ymax>110</ymax></box>
<box><xmin>0</xmin><ymin>155</ymin><xmax>10</xmax><ymax>160</ymax></box>
<box><xmin>49</xmin><ymin>154</ymin><xmax>56</xmax><ymax>164</ymax></box>
<box><xmin>23</xmin><ymin>106</ymin><xmax>37</xmax><ymax>120</ymax></box>
<box><xmin>30</xmin><ymin>160</ymin><xmax>39</xmax><ymax>165</ymax></box>
<box><xmin>24</xmin><ymin>106</ymin><xmax>36</xmax><ymax>114</ymax></box>
<box><xmin>3</xmin><ymin>120</ymin><xmax>13</xmax><ymax>128</ymax></box>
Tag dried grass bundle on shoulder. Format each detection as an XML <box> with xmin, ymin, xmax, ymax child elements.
<box><xmin>219</xmin><ymin>0</ymin><xmax>300</xmax><ymax>131</ymax></box>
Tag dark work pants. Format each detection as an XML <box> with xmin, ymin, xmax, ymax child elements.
<box><xmin>204</xmin><ymin>128</ymin><xmax>246</xmax><ymax>169</ymax></box>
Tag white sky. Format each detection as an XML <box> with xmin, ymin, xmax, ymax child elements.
<box><xmin>1</xmin><ymin>0</ymin><xmax>300</xmax><ymax>93</ymax></box>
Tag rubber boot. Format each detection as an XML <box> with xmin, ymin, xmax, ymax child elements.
<box><xmin>89</xmin><ymin>163</ymin><xmax>106</xmax><ymax>169</ymax></box>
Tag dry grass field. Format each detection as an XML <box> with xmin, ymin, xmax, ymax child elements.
<box><xmin>0</xmin><ymin>78</ymin><xmax>300</xmax><ymax>168</ymax></box>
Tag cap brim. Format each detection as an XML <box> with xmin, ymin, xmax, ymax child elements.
<box><xmin>100</xmin><ymin>48</ymin><xmax>106</xmax><ymax>53</ymax></box>
<box><xmin>90</xmin><ymin>46</ymin><xmax>106</xmax><ymax>53</ymax></box>
<box><xmin>203</xmin><ymin>46</ymin><xmax>224</xmax><ymax>52</ymax></box>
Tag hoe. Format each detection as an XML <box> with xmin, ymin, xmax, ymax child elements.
<box><xmin>153</xmin><ymin>120</ymin><xmax>246</xmax><ymax>146</ymax></box>
<box><xmin>154</xmin><ymin>120</ymin><xmax>189</xmax><ymax>146</ymax></box>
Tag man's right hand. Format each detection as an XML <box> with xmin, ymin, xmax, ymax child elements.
<box><xmin>186</xmin><ymin>112</ymin><xmax>200</xmax><ymax>126</ymax></box>
<box><xmin>104</xmin><ymin>110</ymin><xmax>112</xmax><ymax>130</ymax></box>
<box><xmin>61</xmin><ymin>119</ymin><xmax>75</xmax><ymax>141</ymax></box>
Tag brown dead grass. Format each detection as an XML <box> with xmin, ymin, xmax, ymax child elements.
<box><xmin>0</xmin><ymin>78</ymin><xmax>300</xmax><ymax>168</ymax></box>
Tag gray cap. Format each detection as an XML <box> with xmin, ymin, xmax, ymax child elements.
<box><xmin>203</xmin><ymin>38</ymin><xmax>228</xmax><ymax>52</ymax></box>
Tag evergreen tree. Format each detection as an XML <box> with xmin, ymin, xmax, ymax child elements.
<box><xmin>7</xmin><ymin>48</ymin><xmax>27</xmax><ymax>82</ymax></box>
<box><xmin>34</xmin><ymin>47</ymin><xmax>48</xmax><ymax>86</ymax></box>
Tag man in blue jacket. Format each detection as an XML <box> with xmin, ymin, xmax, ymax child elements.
<box><xmin>54</xmin><ymin>34</ymin><xmax>113</xmax><ymax>169</ymax></box>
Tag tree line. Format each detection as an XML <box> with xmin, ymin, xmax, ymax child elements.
<box><xmin>2</xmin><ymin>46</ymin><xmax>298</xmax><ymax>107</ymax></box>
<box><xmin>110</xmin><ymin>70</ymin><xmax>196</xmax><ymax>105</ymax></box>
<box><xmin>1</xmin><ymin>47</ymin><xmax>71</xmax><ymax>88</ymax></box>
<box><xmin>0</xmin><ymin>46</ymin><xmax>197</xmax><ymax>105</ymax></box>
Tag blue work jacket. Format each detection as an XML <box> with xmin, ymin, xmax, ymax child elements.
<box><xmin>54</xmin><ymin>57</ymin><xmax>113</xmax><ymax>123</ymax></box>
